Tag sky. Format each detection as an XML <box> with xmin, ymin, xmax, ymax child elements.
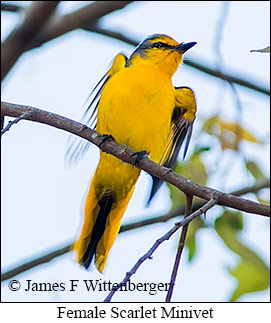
<box><xmin>1</xmin><ymin>1</ymin><xmax>270</xmax><ymax>303</ymax></box>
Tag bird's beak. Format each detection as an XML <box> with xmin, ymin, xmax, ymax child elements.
<box><xmin>175</xmin><ymin>41</ymin><xmax>197</xmax><ymax>53</ymax></box>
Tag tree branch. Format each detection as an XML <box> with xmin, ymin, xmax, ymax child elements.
<box><xmin>85</xmin><ymin>26</ymin><xmax>270</xmax><ymax>97</ymax></box>
<box><xmin>232</xmin><ymin>178</ymin><xmax>270</xmax><ymax>195</ymax></box>
<box><xmin>2</xmin><ymin>101</ymin><xmax>270</xmax><ymax>217</ymax></box>
<box><xmin>1</xmin><ymin>179</ymin><xmax>269</xmax><ymax>282</ymax></box>
<box><xmin>1</xmin><ymin>110</ymin><xmax>33</xmax><ymax>136</ymax></box>
<box><xmin>2</xmin><ymin>3</ymin><xmax>269</xmax><ymax>96</ymax></box>
<box><xmin>103</xmin><ymin>197</ymin><xmax>218</xmax><ymax>302</ymax></box>
<box><xmin>1</xmin><ymin>3</ymin><xmax>23</xmax><ymax>12</ymax></box>
<box><xmin>1</xmin><ymin>1</ymin><xmax>60</xmax><ymax>81</ymax></box>
<box><xmin>165</xmin><ymin>194</ymin><xmax>193</xmax><ymax>302</ymax></box>
<box><xmin>24</xmin><ymin>1</ymin><xmax>134</xmax><ymax>51</ymax></box>
<box><xmin>1</xmin><ymin>243</ymin><xmax>73</xmax><ymax>282</ymax></box>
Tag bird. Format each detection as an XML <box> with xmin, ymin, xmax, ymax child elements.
<box><xmin>72</xmin><ymin>34</ymin><xmax>197</xmax><ymax>273</ymax></box>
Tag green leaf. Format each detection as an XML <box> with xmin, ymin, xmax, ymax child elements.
<box><xmin>201</xmin><ymin>115</ymin><xmax>220</xmax><ymax>135</ymax></box>
<box><xmin>246</xmin><ymin>160</ymin><xmax>265</xmax><ymax>180</ymax></box>
<box><xmin>223</xmin><ymin>210</ymin><xmax>243</xmax><ymax>232</ymax></box>
<box><xmin>192</xmin><ymin>145</ymin><xmax>211</xmax><ymax>156</ymax></box>
<box><xmin>255</xmin><ymin>194</ymin><xmax>270</xmax><ymax>205</ymax></box>
<box><xmin>245</xmin><ymin>160</ymin><xmax>268</xmax><ymax>204</ymax></box>
<box><xmin>250</xmin><ymin>46</ymin><xmax>270</xmax><ymax>53</ymax></box>
<box><xmin>215</xmin><ymin>210</ymin><xmax>270</xmax><ymax>301</ymax></box>
<box><xmin>228</xmin><ymin>259</ymin><xmax>270</xmax><ymax>302</ymax></box>
<box><xmin>202</xmin><ymin>115</ymin><xmax>262</xmax><ymax>151</ymax></box>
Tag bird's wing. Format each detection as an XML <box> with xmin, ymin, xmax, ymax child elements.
<box><xmin>147</xmin><ymin>86</ymin><xmax>197</xmax><ymax>205</ymax></box>
<box><xmin>66</xmin><ymin>53</ymin><xmax>128</xmax><ymax>165</ymax></box>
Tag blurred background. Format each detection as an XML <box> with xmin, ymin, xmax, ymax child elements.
<box><xmin>1</xmin><ymin>1</ymin><xmax>270</xmax><ymax>302</ymax></box>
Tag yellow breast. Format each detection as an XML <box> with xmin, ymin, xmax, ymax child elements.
<box><xmin>96</xmin><ymin>64</ymin><xmax>175</xmax><ymax>164</ymax></box>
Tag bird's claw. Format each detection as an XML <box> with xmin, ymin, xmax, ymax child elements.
<box><xmin>98</xmin><ymin>134</ymin><xmax>115</xmax><ymax>148</ymax></box>
<box><xmin>131</xmin><ymin>150</ymin><xmax>149</xmax><ymax>166</ymax></box>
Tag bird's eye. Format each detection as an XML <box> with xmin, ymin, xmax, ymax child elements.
<box><xmin>153</xmin><ymin>42</ymin><xmax>163</xmax><ymax>49</ymax></box>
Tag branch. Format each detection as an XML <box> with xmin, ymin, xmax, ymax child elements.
<box><xmin>1</xmin><ymin>1</ymin><xmax>60</xmax><ymax>81</ymax></box>
<box><xmin>1</xmin><ymin>1</ymin><xmax>270</xmax><ymax>96</ymax></box>
<box><xmin>2</xmin><ymin>3</ymin><xmax>269</xmax><ymax>96</ymax></box>
<box><xmin>103</xmin><ymin>197</ymin><xmax>218</xmax><ymax>302</ymax></box>
<box><xmin>1</xmin><ymin>110</ymin><xmax>33</xmax><ymax>136</ymax></box>
<box><xmin>183</xmin><ymin>58</ymin><xmax>270</xmax><ymax>96</ymax></box>
<box><xmin>24</xmin><ymin>1</ymin><xmax>134</xmax><ymax>51</ymax></box>
<box><xmin>84</xmin><ymin>24</ymin><xmax>138</xmax><ymax>46</ymax></box>
<box><xmin>1</xmin><ymin>3</ymin><xmax>22</xmax><ymax>12</ymax></box>
<box><xmin>1</xmin><ymin>1</ymin><xmax>133</xmax><ymax>80</ymax></box>
<box><xmin>85</xmin><ymin>26</ymin><xmax>270</xmax><ymax>97</ymax></box>
<box><xmin>2</xmin><ymin>101</ymin><xmax>270</xmax><ymax>217</ymax></box>
<box><xmin>1</xmin><ymin>179</ymin><xmax>269</xmax><ymax>282</ymax></box>
<box><xmin>1</xmin><ymin>243</ymin><xmax>73</xmax><ymax>282</ymax></box>
<box><xmin>121</xmin><ymin>177</ymin><xmax>270</xmax><ymax>230</ymax></box>
<box><xmin>165</xmin><ymin>194</ymin><xmax>193</xmax><ymax>302</ymax></box>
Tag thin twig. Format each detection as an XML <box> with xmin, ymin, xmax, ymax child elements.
<box><xmin>1</xmin><ymin>243</ymin><xmax>73</xmax><ymax>282</ymax></box>
<box><xmin>1</xmin><ymin>110</ymin><xmax>33</xmax><ymax>136</ymax></box>
<box><xmin>230</xmin><ymin>179</ymin><xmax>269</xmax><ymax>196</ymax></box>
<box><xmin>103</xmin><ymin>197</ymin><xmax>218</xmax><ymax>302</ymax></box>
<box><xmin>213</xmin><ymin>1</ymin><xmax>230</xmax><ymax>69</ymax></box>
<box><xmin>1</xmin><ymin>179</ymin><xmax>269</xmax><ymax>282</ymax></box>
<box><xmin>165</xmin><ymin>194</ymin><xmax>193</xmax><ymax>302</ymax></box>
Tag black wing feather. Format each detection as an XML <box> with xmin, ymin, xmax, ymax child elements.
<box><xmin>147</xmin><ymin>87</ymin><xmax>196</xmax><ymax>205</ymax></box>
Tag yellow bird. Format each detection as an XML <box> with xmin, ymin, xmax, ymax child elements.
<box><xmin>73</xmin><ymin>34</ymin><xmax>197</xmax><ymax>272</ymax></box>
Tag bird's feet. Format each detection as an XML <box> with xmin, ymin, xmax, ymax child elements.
<box><xmin>131</xmin><ymin>150</ymin><xmax>149</xmax><ymax>166</ymax></box>
<box><xmin>98</xmin><ymin>134</ymin><xmax>115</xmax><ymax>147</ymax></box>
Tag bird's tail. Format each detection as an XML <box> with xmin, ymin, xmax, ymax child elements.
<box><xmin>74</xmin><ymin>172</ymin><xmax>135</xmax><ymax>273</ymax></box>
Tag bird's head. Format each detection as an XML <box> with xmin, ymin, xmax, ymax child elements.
<box><xmin>127</xmin><ymin>34</ymin><xmax>196</xmax><ymax>76</ymax></box>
